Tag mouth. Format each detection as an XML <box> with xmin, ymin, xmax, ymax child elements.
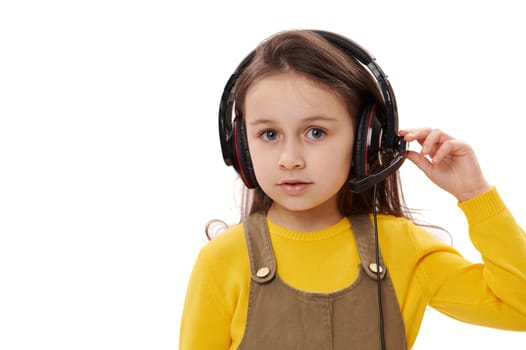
<box><xmin>278</xmin><ymin>180</ymin><xmax>312</xmax><ymax>194</ymax></box>
<box><xmin>279</xmin><ymin>180</ymin><xmax>311</xmax><ymax>186</ymax></box>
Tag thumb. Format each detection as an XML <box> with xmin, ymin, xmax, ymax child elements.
<box><xmin>405</xmin><ymin>150</ymin><xmax>432</xmax><ymax>175</ymax></box>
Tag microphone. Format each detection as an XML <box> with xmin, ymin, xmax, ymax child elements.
<box><xmin>348</xmin><ymin>136</ymin><xmax>407</xmax><ymax>192</ymax></box>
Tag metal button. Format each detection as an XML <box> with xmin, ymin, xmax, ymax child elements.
<box><xmin>256</xmin><ymin>267</ymin><xmax>270</xmax><ymax>278</ymax></box>
<box><xmin>369</xmin><ymin>263</ymin><xmax>384</xmax><ymax>274</ymax></box>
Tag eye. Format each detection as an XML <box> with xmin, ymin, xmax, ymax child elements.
<box><xmin>306</xmin><ymin>127</ymin><xmax>326</xmax><ymax>140</ymax></box>
<box><xmin>260</xmin><ymin>129</ymin><xmax>279</xmax><ymax>141</ymax></box>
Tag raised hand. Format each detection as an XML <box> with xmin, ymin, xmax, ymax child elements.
<box><xmin>400</xmin><ymin>128</ymin><xmax>491</xmax><ymax>202</ymax></box>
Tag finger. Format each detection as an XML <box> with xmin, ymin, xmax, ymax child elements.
<box><xmin>431</xmin><ymin>139</ymin><xmax>470</xmax><ymax>164</ymax></box>
<box><xmin>399</xmin><ymin>127</ymin><xmax>432</xmax><ymax>142</ymax></box>
<box><xmin>401</xmin><ymin>128</ymin><xmax>446</xmax><ymax>155</ymax></box>
<box><xmin>405</xmin><ymin>150</ymin><xmax>432</xmax><ymax>174</ymax></box>
<box><xmin>400</xmin><ymin>128</ymin><xmax>432</xmax><ymax>149</ymax></box>
<box><xmin>420</xmin><ymin>129</ymin><xmax>453</xmax><ymax>156</ymax></box>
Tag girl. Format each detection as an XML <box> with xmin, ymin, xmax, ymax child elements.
<box><xmin>179</xmin><ymin>29</ymin><xmax>526</xmax><ymax>349</ymax></box>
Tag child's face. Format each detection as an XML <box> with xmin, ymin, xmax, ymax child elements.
<box><xmin>244</xmin><ymin>71</ymin><xmax>355</xmax><ymax>222</ymax></box>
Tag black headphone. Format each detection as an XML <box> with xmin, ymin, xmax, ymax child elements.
<box><xmin>218</xmin><ymin>30</ymin><xmax>407</xmax><ymax>193</ymax></box>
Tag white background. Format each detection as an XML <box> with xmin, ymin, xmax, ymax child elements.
<box><xmin>1</xmin><ymin>0</ymin><xmax>525</xmax><ymax>349</ymax></box>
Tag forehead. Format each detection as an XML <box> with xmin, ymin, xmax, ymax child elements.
<box><xmin>244</xmin><ymin>71</ymin><xmax>353</xmax><ymax>124</ymax></box>
<box><xmin>247</xmin><ymin>71</ymin><xmax>334</xmax><ymax>98</ymax></box>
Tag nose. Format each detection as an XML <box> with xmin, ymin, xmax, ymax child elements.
<box><xmin>278</xmin><ymin>141</ymin><xmax>305</xmax><ymax>170</ymax></box>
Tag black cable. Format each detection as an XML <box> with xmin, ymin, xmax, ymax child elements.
<box><xmin>373</xmin><ymin>184</ymin><xmax>386</xmax><ymax>350</ymax></box>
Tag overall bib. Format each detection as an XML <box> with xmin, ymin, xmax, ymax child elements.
<box><xmin>238</xmin><ymin>213</ymin><xmax>407</xmax><ymax>350</ymax></box>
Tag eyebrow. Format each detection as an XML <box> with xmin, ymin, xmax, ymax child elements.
<box><xmin>247</xmin><ymin>115</ymin><xmax>339</xmax><ymax>126</ymax></box>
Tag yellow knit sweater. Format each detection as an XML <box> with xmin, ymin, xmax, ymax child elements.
<box><xmin>179</xmin><ymin>188</ymin><xmax>526</xmax><ymax>349</ymax></box>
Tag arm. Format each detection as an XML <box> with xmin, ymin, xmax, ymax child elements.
<box><xmin>401</xmin><ymin>128</ymin><xmax>526</xmax><ymax>328</ymax></box>
<box><xmin>459</xmin><ymin>188</ymin><xmax>526</xmax><ymax>321</ymax></box>
<box><xmin>416</xmin><ymin>188</ymin><xmax>526</xmax><ymax>329</ymax></box>
<box><xmin>179</xmin><ymin>249</ymin><xmax>232</xmax><ymax>349</ymax></box>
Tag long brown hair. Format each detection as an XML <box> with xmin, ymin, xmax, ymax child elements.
<box><xmin>207</xmin><ymin>29</ymin><xmax>411</xmax><ymax>239</ymax></box>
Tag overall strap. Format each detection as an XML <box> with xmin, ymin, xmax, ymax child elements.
<box><xmin>349</xmin><ymin>214</ymin><xmax>387</xmax><ymax>280</ymax></box>
<box><xmin>243</xmin><ymin>212</ymin><xmax>276</xmax><ymax>284</ymax></box>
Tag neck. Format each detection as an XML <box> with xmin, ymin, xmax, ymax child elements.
<box><xmin>267</xmin><ymin>201</ymin><xmax>343</xmax><ymax>232</ymax></box>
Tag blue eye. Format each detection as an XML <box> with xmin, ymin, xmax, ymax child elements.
<box><xmin>261</xmin><ymin>129</ymin><xmax>278</xmax><ymax>141</ymax></box>
<box><xmin>307</xmin><ymin>128</ymin><xmax>326</xmax><ymax>139</ymax></box>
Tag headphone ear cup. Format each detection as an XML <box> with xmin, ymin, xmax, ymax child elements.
<box><xmin>233</xmin><ymin>119</ymin><xmax>258</xmax><ymax>188</ymax></box>
<box><xmin>352</xmin><ymin>103</ymin><xmax>383</xmax><ymax>178</ymax></box>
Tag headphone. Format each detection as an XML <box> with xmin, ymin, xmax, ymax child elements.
<box><xmin>218</xmin><ymin>30</ymin><xmax>407</xmax><ymax>193</ymax></box>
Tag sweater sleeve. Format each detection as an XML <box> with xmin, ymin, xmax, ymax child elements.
<box><xmin>422</xmin><ymin>187</ymin><xmax>526</xmax><ymax>329</ymax></box>
<box><xmin>179</xmin><ymin>247</ymin><xmax>232</xmax><ymax>350</ymax></box>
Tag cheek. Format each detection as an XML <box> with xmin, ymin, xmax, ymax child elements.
<box><xmin>250</xmin><ymin>154</ymin><xmax>268</xmax><ymax>175</ymax></box>
<box><xmin>246</xmin><ymin>141</ymin><xmax>271</xmax><ymax>174</ymax></box>
<box><xmin>321</xmin><ymin>138</ymin><xmax>354</xmax><ymax>167</ymax></box>
<box><xmin>324</xmin><ymin>149</ymin><xmax>353</xmax><ymax>177</ymax></box>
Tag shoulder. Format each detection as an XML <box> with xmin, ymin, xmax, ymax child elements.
<box><xmin>376</xmin><ymin>214</ymin><xmax>416</xmax><ymax>237</ymax></box>
<box><xmin>195</xmin><ymin>222</ymin><xmax>250</xmax><ymax>279</ymax></box>
<box><xmin>375</xmin><ymin>213</ymin><xmax>454</xmax><ymax>253</ymax></box>
<box><xmin>374</xmin><ymin>214</ymin><xmax>459</xmax><ymax>292</ymax></box>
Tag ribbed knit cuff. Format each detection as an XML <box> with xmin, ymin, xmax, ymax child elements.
<box><xmin>458</xmin><ymin>187</ymin><xmax>507</xmax><ymax>226</ymax></box>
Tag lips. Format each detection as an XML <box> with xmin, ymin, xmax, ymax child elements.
<box><xmin>278</xmin><ymin>180</ymin><xmax>312</xmax><ymax>194</ymax></box>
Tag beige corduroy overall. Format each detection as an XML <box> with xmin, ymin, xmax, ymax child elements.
<box><xmin>237</xmin><ymin>213</ymin><xmax>407</xmax><ymax>350</ymax></box>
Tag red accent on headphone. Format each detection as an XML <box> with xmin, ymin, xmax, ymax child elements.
<box><xmin>364</xmin><ymin>104</ymin><xmax>376</xmax><ymax>176</ymax></box>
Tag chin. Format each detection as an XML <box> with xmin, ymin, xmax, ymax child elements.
<box><xmin>272</xmin><ymin>200</ymin><xmax>336</xmax><ymax>216</ymax></box>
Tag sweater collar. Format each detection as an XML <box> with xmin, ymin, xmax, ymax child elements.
<box><xmin>266</xmin><ymin>216</ymin><xmax>351</xmax><ymax>241</ymax></box>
